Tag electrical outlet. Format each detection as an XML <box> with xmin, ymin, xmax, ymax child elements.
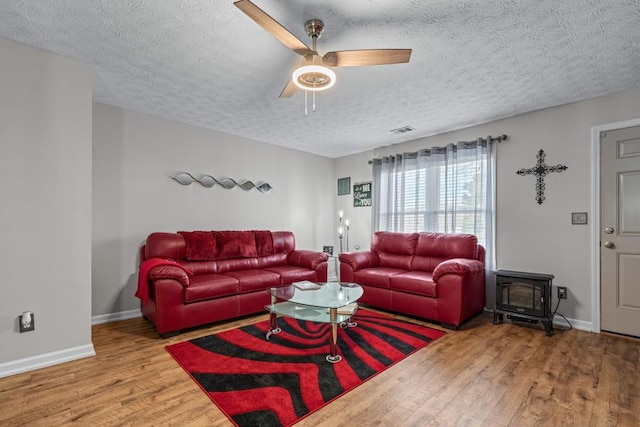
<box><xmin>19</xmin><ymin>313</ymin><xmax>35</xmax><ymax>333</ymax></box>
<box><xmin>557</xmin><ymin>286</ymin><xmax>567</xmax><ymax>300</ymax></box>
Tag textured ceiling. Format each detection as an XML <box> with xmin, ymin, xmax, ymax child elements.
<box><xmin>1</xmin><ymin>1</ymin><xmax>639</xmax><ymax>158</ymax></box>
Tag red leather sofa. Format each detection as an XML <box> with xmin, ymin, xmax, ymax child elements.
<box><xmin>138</xmin><ymin>230</ymin><xmax>328</xmax><ymax>336</ymax></box>
<box><xmin>339</xmin><ymin>231</ymin><xmax>485</xmax><ymax>328</ymax></box>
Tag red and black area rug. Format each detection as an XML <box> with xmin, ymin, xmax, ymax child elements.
<box><xmin>166</xmin><ymin>309</ymin><xmax>445</xmax><ymax>426</ymax></box>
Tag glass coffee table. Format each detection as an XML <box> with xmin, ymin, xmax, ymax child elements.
<box><xmin>265</xmin><ymin>282</ymin><xmax>363</xmax><ymax>363</ymax></box>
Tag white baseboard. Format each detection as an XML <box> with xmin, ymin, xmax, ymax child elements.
<box><xmin>0</xmin><ymin>310</ymin><xmax>141</xmax><ymax>379</ymax></box>
<box><xmin>91</xmin><ymin>309</ymin><xmax>142</xmax><ymax>325</ymax></box>
<box><xmin>0</xmin><ymin>344</ymin><xmax>95</xmax><ymax>379</ymax></box>
<box><xmin>553</xmin><ymin>314</ymin><xmax>592</xmax><ymax>332</ymax></box>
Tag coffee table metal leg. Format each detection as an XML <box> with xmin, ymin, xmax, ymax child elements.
<box><xmin>266</xmin><ymin>294</ymin><xmax>281</xmax><ymax>340</ymax></box>
<box><xmin>326</xmin><ymin>307</ymin><xmax>342</xmax><ymax>363</ymax></box>
<box><xmin>266</xmin><ymin>311</ymin><xmax>281</xmax><ymax>340</ymax></box>
<box><xmin>340</xmin><ymin>318</ymin><xmax>358</xmax><ymax>328</ymax></box>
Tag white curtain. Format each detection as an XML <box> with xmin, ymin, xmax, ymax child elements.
<box><xmin>372</xmin><ymin>139</ymin><xmax>496</xmax><ymax>303</ymax></box>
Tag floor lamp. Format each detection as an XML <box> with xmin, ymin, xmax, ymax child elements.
<box><xmin>338</xmin><ymin>210</ymin><xmax>350</xmax><ymax>253</ymax></box>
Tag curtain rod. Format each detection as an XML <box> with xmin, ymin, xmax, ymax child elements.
<box><xmin>368</xmin><ymin>134</ymin><xmax>508</xmax><ymax>164</ymax></box>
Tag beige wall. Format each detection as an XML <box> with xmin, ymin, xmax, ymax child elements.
<box><xmin>91</xmin><ymin>104</ymin><xmax>336</xmax><ymax>318</ymax></box>
<box><xmin>0</xmin><ymin>38</ymin><xmax>93</xmax><ymax>372</ymax></box>
<box><xmin>335</xmin><ymin>89</ymin><xmax>640</xmax><ymax>329</ymax></box>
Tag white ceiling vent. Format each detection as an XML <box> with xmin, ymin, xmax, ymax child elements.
<box><xmin>390</xmin><ymin>126</ymin><xmax>415</xmax><ymax>135</ymax></box>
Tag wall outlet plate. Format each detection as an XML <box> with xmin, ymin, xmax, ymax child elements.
<box><xmin>557</xmin><ymin>286</ymin><xmax>568</xmax><ymax>300</ymax></box>
<box><xmin>571</xmin><ymin>212</ymin><xmax>588</xmax><ymax>224</ymax></box>
<box><xmin>19</xmin><ymin>314</ymin><xmax>35</xmax><ymax>332</ymax></box>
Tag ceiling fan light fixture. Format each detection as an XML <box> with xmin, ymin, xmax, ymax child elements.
<box><xmin>292</xmin><ymin>64</ymin><xmax>336</xmax><ymax>91</ymax></box>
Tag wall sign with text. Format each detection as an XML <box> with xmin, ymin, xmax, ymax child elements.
<box><xmin>353</xmin><ymin>182</ymin><xmax>372</xmax><ymax>207</ymax></box>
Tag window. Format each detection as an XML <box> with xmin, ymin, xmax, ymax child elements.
<box><xmin>372</xmin><ymin>142</ymin><xmax>492</xmax><ymax>249</ymax></box>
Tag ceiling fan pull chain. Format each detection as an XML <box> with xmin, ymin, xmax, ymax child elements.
<box><xmin>313</xmin><ymin>90</ymin><xmax>316</xmax><ymax>112</ymax></box>
<box><xmin>304</xmin><ymin>90</ymin><xmax>308</xmax><ymax>117</ymax></box>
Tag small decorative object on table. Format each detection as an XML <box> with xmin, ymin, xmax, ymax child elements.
<box><xmin>322</xmin><ymin>245</ymin><xmax>334</xmax><ymax>255</ymax></box>
<box><xmin>337</xmin><ymin>302</ymin><xmax>358</xmax><ymax>315</ymax></box>
<box><xmin>292</xmin><ymin>280</ymin><xmax>322</xmax><ymax>290</ymax></box>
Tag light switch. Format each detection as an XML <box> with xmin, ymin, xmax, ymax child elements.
<box><xmin>571</xmin><ymin>212</ymin><xmax>587</xmax><ymax>225</ymax></box>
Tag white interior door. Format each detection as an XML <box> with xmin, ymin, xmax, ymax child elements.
<box><xmin>600</xmin><ymin>125</ymin><xmax>640</xmax><ymax>337</ymax></box>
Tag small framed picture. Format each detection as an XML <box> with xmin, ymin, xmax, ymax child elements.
<box><xmin>337</xmin><ymin>177</ymin><xmax>351</xmax><ymax>196</ymax></box>
<box><xmin>322</xmin><ymin>245</ymin><xmax>334</xmax><ymax>256</ymax></box>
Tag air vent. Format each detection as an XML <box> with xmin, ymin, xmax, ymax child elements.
<box><xmin>390</xmin><ymin>126</ymin><xmax>415</xmax><ymax>135</ymax></box>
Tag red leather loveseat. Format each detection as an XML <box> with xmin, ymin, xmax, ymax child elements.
<box><xmin>138</xmin><ymin>230</ymin><xmax>328</xmax><ymax>336</ymax></box>
<box><xmin>339</xmin><ymin>231</ymin><xmax>485</xmax><ymax>328</ymax></box>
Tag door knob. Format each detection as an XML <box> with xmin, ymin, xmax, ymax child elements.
<box><xmin>604</xmin><ymin>241</ymin><xmax>615</xmax><ymax>249</ymax></box>
<box><xmin>604</xmin><ymin>227</ymin><xmax>614</xmax><ymax>234</ymax></box>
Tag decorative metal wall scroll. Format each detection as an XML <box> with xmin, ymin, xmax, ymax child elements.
<box><xmin>171</xmin><ymin>172</ymin><xmax>272</xmax><ymax>193</ymax></box>
<box><xmin>516</xmin><ymin>149</ymin><xmax>567</xmax><ymax>204</ymax></box>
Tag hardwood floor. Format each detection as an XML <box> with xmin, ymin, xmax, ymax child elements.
<box><xmin>1</xmin><ymin>311</ymin><xmax>638</xmax><ymax>426</ymax></box>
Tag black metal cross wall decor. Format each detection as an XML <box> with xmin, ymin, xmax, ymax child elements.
<box><xmin>516</xmin><ymin>149</ymin><xmax>568</xmax><ymax>205</ymax></box>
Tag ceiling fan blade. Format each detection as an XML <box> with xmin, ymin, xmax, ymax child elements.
<box><xmin>323</xmin><ymin>49</ymin><xmax>412</xmax><ymax>67</ymax></box>
<box><xmin>234</xmin><ymin>0</ymin><xmax>313</xmax><ymax>55</ymax></box>
<box><xmin>279</xmin><ymin>79</ymin><xmax>298</xmax><ymax>98</ymax></box>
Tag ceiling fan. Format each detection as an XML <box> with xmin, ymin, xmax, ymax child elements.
<box><xmin>234</xmin><ymin>0</ymin><xmax>412</xmax><ymax>98</ymax></box>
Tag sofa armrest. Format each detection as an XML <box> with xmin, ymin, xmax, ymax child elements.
<box><xmin>433</xmin><ymin>258</ymin><xmax>486</xmax><ymax>327</ymax></box>
<box><xmin>432</xmin><ymin>258</ymin><xmax>484</xmax><ymax>282</ymax></box>
<box><xmin>137</xmin><ymin>258</ymin><xmax>192</xmax><ymax>304</ymax></box>
<box><xmin>339</xmin><ymin>251</ymin><xmax>380</xmax><ymax>271</ymax></box>
<box><xmin>149</xmin><ymin>266</ymin><xmax>190</xmax><ymax>287</ymax></box>
<box><xmin>287</xmin><ymin>250</ymin><xmax>329</xmax><ymax>270</ymax></box>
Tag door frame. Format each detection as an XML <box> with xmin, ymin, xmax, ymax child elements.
<box><xmin>591</xmin><ymin>117</ymin><xmax>640</xmax><ymax>333</ymax></box>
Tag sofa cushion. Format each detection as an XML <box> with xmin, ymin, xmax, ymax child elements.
<box><xmin>415</xmin><ymin>232</ymin><xmax>478</xmax><ymax>259</ymax></box>
<box><xmin>224</xmin><ymin>270</ymin><xmax>281</xmax><ymax>293</ymax></box>
<box><xmin>372</xmin><ymin>231</ymin><xmax>418</xmax><ymax>255</ymax></box>
<box><xmin>145</xmin><ymin>232</ymin><xmax>185</xmax><ymax>260</ymax></box>
<box><xmin>216</xmin><ymin>257</ymin><xmax>259</xmax><ymax>273</ymax></box>
<box><xmin>181</xmin><ymin>260</ymin><xmax>219</xmax><ymax>275</ymax></box>
<box><xmin>379</xmin><ymin>253</ymin><xmax>413</xmax><ymax>270</ymax></box>
<box><xmin>410</xmin><ymin>255</ymin><xmax>442</xmax><ymax>273</ymax></box>
<box><xmin>178</xmin><ymin>231</ymin><xmax>217</xmax><ymax>261</ymax></box>
<box><xmin>263</xmin><ymin>265</ymin><xmax>316</xmax><ymax>284</ymax></box>
<box><xmin>353</xmin><ymin>267</ymin><xmax>407</xmax><ymax>289</ymax></box>
<box><xmin>253</xmin><ymin>230</ymin><xmax>275</xmax><ymax>256</ymax></box>
<box><xmin>257</xmin><ymin>253</ymin><xmax>288</xmax><ymax>269</ymax></box>
<box><xmin>184</xmin><ymin>274</ymin><xmax>239</xmax><ymax>303</ymax></box>
<box><xmin>215</xmin><ymin>231</ymin><xmax>258</xmax><ymax>259</ymax></box>
<box><xmin>390</xmin><ymin>271</ymin><xmax>437</xmax><ymax>297</ymax></box>
<box><xmin>272</xmin><ymin>231</ymin><xmax>295</xmax><ymax>254</ymax></box>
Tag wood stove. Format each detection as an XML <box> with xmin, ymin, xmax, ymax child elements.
<box><xmin>493</xmin><ymin>270</ymin><xmax>554</xmax><ymax>336</ymax></box>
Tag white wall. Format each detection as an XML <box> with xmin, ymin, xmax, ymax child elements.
<box><xmin>0</xmin><ymin>38</ymin><xmax>94</xmax><ymax>372</ymax></box>
<box><xmin>92</xmin><ymin>104</ymin><xmax>336</xmax><ymax>316</ymax></box>
<box><xmin>334</xmin><ymin>153</ymin><xmax>375</xmax><ymax>253</ymax></box>
<box><xmin>92</xmin><ymin>105</ymin><xmax>124</xmax><ymax>318</ymax></box>
<box><xmin>335</xmin><ymin>89</ymin><xmax>640</xmax><ymax>328</ymax></box>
